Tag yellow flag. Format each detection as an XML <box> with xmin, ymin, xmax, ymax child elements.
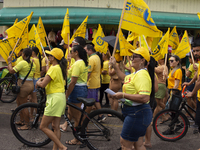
<box><xmin>146</xmin><ymin>37</ymin><xmax>154</xmax><ymax>48</ymax></box>
<box><xmin>13</xmin><ymin>18</ymin><xmax>18</xmax><ymax>25</ymax></box>
<box><xmin>119</xmin><ymin>30</ymin><xmax>135</xmax><ymax>56</ymax></box>
<box><xmin>121</xmin><ymin>0</ymin><xmax>162</xmax><ymax>37</ymax></box>
<box><xmin>127</xmin><ymin>32</ymin><xmax>138</xmax><ymax>42</ymax></box>
<box><xmin>173</xmin><ymin>30</ymin><xmax>190</xmax><ymax>59</ymax></box>
<box><xmin>37</xmin><ymin>17</ymin><xmax>47</xmax><ymax>47</ymax></box>
<box><xmin>6</xmin><ymin>12</ymin><xmax>33</xmax><ymax>40</ymax></box>
<box><xmin>0</xmin><ymin>37</ymin><xmax>16</xmax><ymax>64</ymax></box>
<box><xmin>61</xmin><ymin>8</ymin><xmax>70</xmax><ymax>45</ymax></box>
<box><xmin>140</xmin><ymin>35</ymin><xmax>149</xmax><ymax>51</ymax></box>
<box><xmin>169</xmin><ymin>26</ymin><xmax>179</xmax><ymax>52</ymax></box>
<box><xmin>92</xmin><ymin>24</ymin><xmax>108</xmax><ymax>54</ymax></box>
<box><xmin>151</xmin><ymin>28</ymin><xmax>170</xmax><ymax>61</ymax></box>
<box><xmin>29</xmin><ymin>24</ymin><xmax>43</xmax><ymax>54</ymax></box>
<box><xmin>197</xmin><ymin>12</ymin><xmax>200</xmax><ymax>20</ymax></box>
<box><xmin>151</xmin><ymin>37</ymin><xmax>161</xmax><ymax>51</ymax></box>
<box><xmin>69</xmin><ymin>16</ymin><xmax>88</xmax><ymax>44</ymax></box>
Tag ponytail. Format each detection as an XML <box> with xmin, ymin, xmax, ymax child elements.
<box><xmin>147</xmin><ymin>57</ymin><xmax>155</xmax><ymax>99</ymax></box>
<box><xmin>32</xmin><ymin>47</ymin><xmax>42</xmax><ymax>71</ymax></box>
<box><xmin>56</xmin><ymin>57</ymin><xmax>67</xmax><ymax>80</ymax></box>
<box><xmin>23</xmin><ymin>48</ymin><xmax>32</xmax><ymax>63</ymax></box>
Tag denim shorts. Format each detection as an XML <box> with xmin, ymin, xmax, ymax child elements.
<box><xmin>33</xmin><ymin>78</ymin><xmax>40</xmax><ymax>92</ymax></box>
<box><xmin>68</xmin><ymin>85</ymin><xmax>88</xmax><ymax>103</ymax></box>
<box><xmin>187</xmin><ymin>78</ymin><xmax>195</xmax><ymax>92</ymax></box>
<box><xmin>121</xmin><ymin>104</ymin><xmax>153</xmax><ymax>142</ymax></box>
<box><xmin>87</xmin><ymin>88</ymin><xmax>99</xmax><ymax>102</ymax></box>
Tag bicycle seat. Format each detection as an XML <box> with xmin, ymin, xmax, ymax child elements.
<box><xmin>77</xmin><ymin>97</ymin><xmax>96</xmax><ymax>106</ymax></box>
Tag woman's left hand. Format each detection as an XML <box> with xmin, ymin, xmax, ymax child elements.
<box><xmin>7</xmin><ymin>56</ymin><xmax>12</xmax><ymax>63</ymax></box>
<box><xmin>113</xmin><ymin>92</ymin><xmax>123</xmax><ymax>99</ymax></box>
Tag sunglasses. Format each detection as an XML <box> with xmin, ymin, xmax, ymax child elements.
<box><xmin>169</xmin><ymin>60</ymin><xmax>175</xmax><ymax>63</ymax></box>
<box><xmin>132</xmin><ymin>54</ymin><xmax>142</xmax><ymax>60</ymax></box>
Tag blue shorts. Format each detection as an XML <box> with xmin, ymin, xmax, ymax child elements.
<box><xmin>121</xmin><ymin>104</ymin><xmax>152</xmax><ymax>142</ymax></box>
<box><xmin>187</xmin><ymin>78</ymin><xmax>195</xmax><ymax>92</ymax></box>
<box><xmin>68</xmin><ymin>85</ymin><xmax>88</xmax><ymax>103</ymax></box>
<box><xmin>87</xmin><ymin>88</ymin><xmax>99</xmax><ymax>102</ymax></box>
<box><xmin>33</xmin><ymin>78</ymin><xmax>40</xmax><ymax>92</ymax></box>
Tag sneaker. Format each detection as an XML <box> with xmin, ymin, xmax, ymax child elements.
<box><xmin>174</xmin><ymin>123</ymin><xmax>184</xmax><ymax>132</ymax></box>
<box><xmin>162</xmin><ymin>128</ymin><xmax>175</xmax><ymax>135</ymax></box>
<box><xmin>97</xmin><ymin>115</ymin><xmax>106</xmax><ymax>122</ymax></box>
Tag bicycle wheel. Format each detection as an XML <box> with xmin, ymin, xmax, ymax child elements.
<box><xmin>81</xmin><ymin>108</ymin><xmax>124</xmax><ymax>150</ymax></box>
<box><xmin>0</xmin><ymin>77</ymin><xmax>17</xmax><ymax>103</ymax></box>
<box><xmin>10</xmin><ymin>103</ymin><xmax>51</xmax><ymax>147</ymax></box>
<box><xmin>153</xmin><ymin>109</ymin><xmax>189</xmax><ymax>142</ymax></box>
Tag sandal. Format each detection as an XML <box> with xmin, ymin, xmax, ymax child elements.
<box><xmin>15</xmin><ymin>121</ymin><xmax>24</xmax><ymax>126</ymax></box>
<box><xmin>65</xmin><ymin>139</ymin><xmax>81</xmax><ymax>145</ymax></box>
<box><xmin>18</xmin><ymin>125</ymin><xmax>29</xmax><ymax>130</ymax></box>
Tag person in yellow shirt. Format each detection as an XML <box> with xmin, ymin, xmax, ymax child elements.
<box><xmin>36</xmin><ymin>48</ymin><xmax>67</xmax><ymax>150</ymax></box>
<box><xmin>109</xmin><ymin>47</ymin><xmax>154</xmax><ymax>150</ymax></box>
<box><xmin>41</xmin><ymin>47</ymin><xmax>51</xmax><ymax>77</ymax></box>
<box><xmin>30</xmin><ymin>47</ymin><xmax>41</xmax><ymax>105</ymax></box>
<box><xmin>7</xmin><ymin>48</ymin><xmax>36</xmax><ymax>130</ymax></box>
<box><xmin>65</xmin><ymin>45</ymin><xmax>88</xmax><ymax>145</ymax></box>
<box><xmin>168</xmin><ymin>55</ymin><xmax>182</xmax><ymax>95</ymax></box>
<box><xmin>99</xmin><ymin>52</ymin><xmax>110</xmax><ymax>107</ymax></box>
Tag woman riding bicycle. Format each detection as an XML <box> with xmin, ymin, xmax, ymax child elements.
<box><xmin>36</xmin><ymin>48</ymin><xmax>67</xmax><ymax>150</ymax></box>
<box><xmin>109</xmin><ymin>47</ymin><xmax>154</xmax><ymax>150</ymax></box>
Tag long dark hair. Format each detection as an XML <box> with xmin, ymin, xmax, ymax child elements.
<box><xmin>147</xmin><ymin>57</ymin><xmax>155</xmax><ymax>99</ymax></box>
<box><xmin>32</xmin><ymin>47</ymin><xmax>42</xmax><ymax>71</ymax></box>
<box><xmin>23</xmin><ymin>48</ymin><xmax>32</xmax><ymax>63</ymax></box>
<box><xmin>171</xmin><ymin>55</ymin><xmax>181</xmax><ymax>76</ymax></box>
<box><xmin>55</xmin><ymin>57</ymin><xmax>67</xmax><ymax>80</ymax></box>
<box><xmin>72</xmin><ymin>45</ymin><xmax>88</xmax><ymax>66</ymax></box>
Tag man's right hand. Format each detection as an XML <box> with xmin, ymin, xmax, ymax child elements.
<box><xmin>182</xmin><ymin>82</ymin><xmax>189</xmax><ymax>86</ymax></box>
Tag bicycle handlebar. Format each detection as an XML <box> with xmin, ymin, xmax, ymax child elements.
<box><xmin>181</xmin><ymin>85</ymin><xmax>187</xmax><ymax>98</ymax></box>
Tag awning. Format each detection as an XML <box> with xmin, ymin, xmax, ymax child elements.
<box><xmin>0</xmin><ymin>7</ymin><xmax>199</xmax><ymax>29</ymax></box>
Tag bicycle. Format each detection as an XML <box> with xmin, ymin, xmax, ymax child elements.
<box><xmin>0</xmin><ymin>74</ymin><xmax>18</xmax><ymax>103</ymax></box>
<box><xmin>153</xmin><ymin>85</ymin><xmax>196</xmax><ymax>142</ymax></box>
<box><xmin>10</xmin><ymin>88</ymin><xmax>124</xmax><ymax>149</ymax></box>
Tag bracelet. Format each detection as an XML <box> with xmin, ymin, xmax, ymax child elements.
<box><xmin>8</xmin><ymin>62</ymin><xmax>11</xmax><ymax>65</ymax></box>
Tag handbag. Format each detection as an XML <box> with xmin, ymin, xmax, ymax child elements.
<box><xmin>12</xmin><ymin>62</ymin><xmax>33</xmax><ymax>94</ymax></box>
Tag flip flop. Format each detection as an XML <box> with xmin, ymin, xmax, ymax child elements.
<box><xmin>17</xmin><ymin>125</ymin><xmax>29</xmax><ymax>130</ymax></box>
<box><xmin>60</xmin><ymin>126</ymin><xmax>67</xmax><ymax>132</ymax></box>
<box><xmin>65</xmin><ymin>140</ymin><xmax>81</xmax><ymax>145</ymax></box>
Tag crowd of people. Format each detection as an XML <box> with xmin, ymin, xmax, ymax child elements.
<box><xmin>5</xmin><ymin>35</ymin><xmax>200</xmax><ymax>150</ymax></box>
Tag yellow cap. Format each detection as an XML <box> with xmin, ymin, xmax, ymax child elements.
<box><xmin>129</xmin><ymin>47</ymin><xmax>150</xmax><ymax>62</ymax></box>
<box><xmin>45</xmin><ymin>48</ymin><xmax>64</xmax><ymax>60</ymax></box>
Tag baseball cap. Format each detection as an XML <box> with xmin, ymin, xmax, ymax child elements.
<box><xmin>129</xmin><ymin>47</ymin><xmax>150</xmax><ymax>62</ymax></box>
<box><xmin>45</xmin><ymin>48</ymin><xmax>64</xmax><ymax>60</ymax></box>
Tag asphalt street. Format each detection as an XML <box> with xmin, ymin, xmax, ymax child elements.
<box><xmin>0</xmin><ymin>100</ymin><xmax>200</xmax><ymax>150</ymax></box>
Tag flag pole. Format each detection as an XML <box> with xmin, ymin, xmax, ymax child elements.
<box><xmin>143</xmin><ymin>35</ymin><xmax>152</xmax><ymax>53</ymax></box>
<box><xmin>46</xmin><ymin>36</ymin><xmax>52</xmax><ymax>51</ymax></box>
<box><xmin>127</xmin><ymin>55</ymin><xmax>133</xmax><ymax>73</ymax></box>
<box><xmin>40</xmin><ymin>42</ymin><xmax>48</xmax><ymax>61</ymax></box>
<box><xmin>67</xmin><ymin>33</ymin><xmax>70</xmax><ymax>56</ymax></box>
<box><xmin>112</xmin><ymin>0</ymin><xmax>127</xmax><ymax>56</ymax></box>
<box><xmin>163</xmin><ymin>53</ymin><xmax>168</xmax><ymax>80</ymax></box>
<box><xmin>10</xmin><ymin>38</ymin><xmax>21</xmax><ymax>56</ymax></box>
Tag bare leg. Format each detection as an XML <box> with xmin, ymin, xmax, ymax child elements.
<box><xmin>144</xmin><ymin>123</ymin><xmax>152</xmax><ymax>148</ymax></box>
<box><xmin>40</xmin><ymin>115</ymin><xmax>67</xmax><ymax>150</ymax></box>
<box><xmin>134</xmin><ymin>136</ymin><xmax>146</xmax><ymax>150</ymax></box>
<box><xmin>120</xmin><ymin>136</ymin><xmax>134</xmax><ymax>150</ymax></box>
<box><xmin>52</xmin><ymin>117</ymin><xmax>62</xmax><ymax>150</ymax></box>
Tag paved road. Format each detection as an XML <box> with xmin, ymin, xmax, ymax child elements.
<box><xmin>0</xmin><ymin>100</ymin><xmax>200</xmax><ymax>150</ymax></box>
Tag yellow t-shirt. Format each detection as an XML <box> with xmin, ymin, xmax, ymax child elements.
<box><xmin>32</xmin><ymin>57</ymin><xmax>41</xmax><ymax>79</ymax></box>
<box><xmin>188</xmin><ymin>63</ymin><xmax>199</xmax><ymax>79</ymax></box>
<box><xmin>101</xmin><ymin>60</ymin><xmax>110</xmax><ymax>84</ymax></box>
<box><xmin>68</xmin><ymin>59</ymin><xmax>88</xmax><ymax>84</ymax></box>
<box><xmin>13</xmin><ymin>60</ymin><xmax>36</xmax><ymax>80</ymax></box>
<box><xmin>197</xmin><ymin>61</ymin><xmax>200</xmax><ymax>101</ymax></box>
<box><xmin>123</xmin><ymin>69</ymin><xmax>151</xmax><ymax>106</ymax></box>
<box><xmin>15</xmin><ymin>56</ymin><xmax>23</xmax><ymax>65</ymax></box>
<box><xmin>168</xmin><ymin>68</ymin><xmax>182</xmax><ymax>91</ymax></box>
<box><xmin>45</xmin><ymin>64</ymin><xmax>65</xmax><ymax>95</ymax></box>
<box><xmin>87</xmin><ymin>54</ymin><xmax>101</xmax><ymax>89</ymax></box>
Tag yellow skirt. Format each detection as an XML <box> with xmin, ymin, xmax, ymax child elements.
<box><xmin>44</xmin><ymin>92</ymin><xmax>66</xmax><ymax>117</ymax></box>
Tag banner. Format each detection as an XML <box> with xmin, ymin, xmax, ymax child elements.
<box><xmin>140</xmin><ymin>35</ymin><xmax>149</xmax><ymax>51</ymax></box>
<box><xmin>92</xmin><ymin>24</ymin><xmax>108</xmax><ymax>54</ymax></box>
<box><xmin>37</xmin><ymin>17</ymin><xmax>47</xmax><ymax>47</ymax></box>
<box><xmin>127</xmin><ymin>32</ymin><xmax>138</xmax><ymax>42</ymax></box>
<box><xmin>121</xmin><ymin>0</ymin><xmax>162</xmax><ymax>37</ymax></box>
<box><xmin>61</xmin><ymin>8</ymin><xmax>70</xmax><ymax>45</ymax></box>
<box><xmin>0</xmin><ymin>37</ymin><xmax>16</xmax><ymax>64</ymax></box>
<box><xmin>69</xmin><ymin>16</ymin><xmax>88</xmax><ymax>44</ymax></box>
<box><xmin>151</xmin><ymin>28</ymin><xmax>170</xmax><ymax>61</ymax></box>
<box><xmin>173</xmin><ymin>30</ymin><xmax>190</xmax><ymax>59</ymax></box>
<box><xmin>169</xmin><ymin>26</ymin><xmax>179</xmax><ymax>51</ymax></box>
<box><xmin>29</xmin><ymin>24</ymin><xmax>43</xmax><ymax>54</ymax></box>
<box><xmin>119</xmin><ymin>30</ymin><xmax>135</xmax><ymax>56</ymax></box>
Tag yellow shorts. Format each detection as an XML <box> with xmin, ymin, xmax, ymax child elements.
<box><xmin>44</xmin><ymin>92</ymin><xmax>66</xmax><ymax>117</ymax></box>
